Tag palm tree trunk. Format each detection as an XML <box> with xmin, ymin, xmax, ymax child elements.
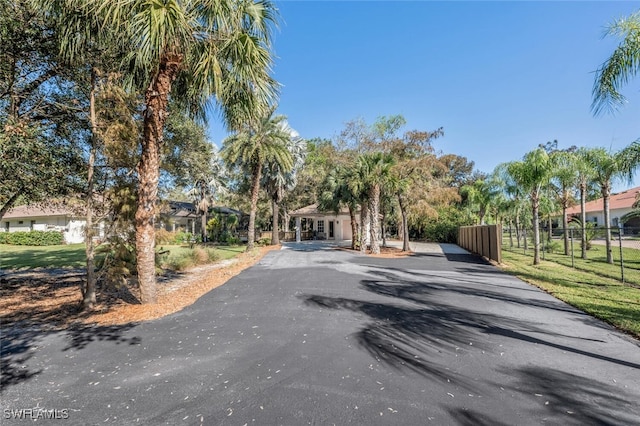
<box><xmin>359</xmin><ymin>203</ymin><xmax>369</xmax><ymax>253</ymax></box>
<box><xmin>580</xmin><ymin>182</ymin><xmax>587</xmax><ymax>259</ymax></box>
<box><xmin>136</xmin><ymin>53</ymin><xmax>182</xmax><ymax>304</ymax></box>
<box><xmin>369</xmin><ymin>185</ymin><xmax>381</xmax><ymax>254</ymax></box>
<box><xmin>532</xmin><ymin>190</ymin><xmax>541</xmax><ymax>265</ymax></box>
<box><xmin>398</xmin><ymin>194</ymin><xmax>410</xmax><ymax>252</ymax></box>
<box><xmin>201</xmin><ymin>209</ymin><xmax>207</xmax><ymax>243</ymax></box>
<box><xmin>508</xmin><ymin>219</ymin><xmax>514</xmax><ymax>248</ymax></box>
<box><xmin>247</xmin><ymin>161</ymin><xmax>262</xmax><ymax>251</ymax></box>
<box><xmin>515</xmin><ymin>212</ymin><xmax>521</xmax><ymax>249</ymax></box>
<box><xmin>562</xmin><ymin>202</ymin><xmax>570</xmax><ymax>256</ymax></box>
<box><xmin>271</xmin><ymin>197</ymin><xmax>279</xmax><ymax>245</ymax></box>
<box><xmin>83</xmin><ymin>68</ymin><xmax>98</xmax><ymax>310</ymax></box>
<box><xmin>602</xmin><ymin>184</ymin><xmax>613</xmax><ymax>264</ymax></box>
<box><xmin>349</xmin><ymin>206</ymin><xmax>357</xmax><ymax>250</ymax></box>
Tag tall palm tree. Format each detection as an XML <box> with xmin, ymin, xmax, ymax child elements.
<box><xmin>549</xmin><ymin>150</ymin><xmax>578</xmax><ymax>255</ymax></box>
<box><xmin>187</xmin><ymin>145</ymin><xmax>228</xmax><ymax>242</ymax></box>
<box><xmin>507</xmin><ymin>148</ymin><xmax>552</xmax><ymax>265</ymax></box>
<box><xmin>460</xmin><ymin>179</ymin><xmax>495</xmax><ymax>225</ymax></box>
<box><xmin>262</xmin><ymin>127</ymin><xmax>306</xmax><ymax>245</ymax></box>
<box><xmin>222</xmin><ymin>108</ymin><xmax>293</xmax><ymax>251</ymax></box>
<box><xmin>318</xmin><ymin>166</ymin><xmax>360</xmax><ymax>250</ymax></box>
<box><xmin>592</xmin><ymin>11</ymin><xmax>640</xmax><ymax>115</ymax></box>
<box><xmin>355</xmin><ymin>152</ymin><xmax>395</xmax><ymax>255</ymax></box>
<box><xmin>585</xmin><ymin>145</ymin><xmax>640</xmax><ymax>264</ymax></box>
<box><xmin>66</xmin><ymin>0</ymin><xmax>278</xmax><ymax>303</ymax></box>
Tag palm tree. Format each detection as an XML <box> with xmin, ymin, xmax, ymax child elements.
<box><xmin>592</xmin><ymin>11</ymin><xmax>640</xmax><ymax>115</ymax></box>
<box><xmin>549</xmin><ymin>150</ymin><xmax>578</xmax><ymax>255</ymax></box>
<box><xmin>187</xmin><ymin>146</ymin><xmax>228</xmax><ymax>243</ymax></box>
<box><xmin>222</xmin><ymin>108</ymin><xmax>293</xmax><ymax>251</ymax></box>
<box><xmin>355</xmin><ymin>152</ymin><xmax>395</xmax><ymax>254</ymax></box>
<box><xmin>66</xmin><ymin>0</ymin><xmax>278</xmax><ymax>303</ymax></box>
<box><xmin>507</xmin><ymin>148</ymin><xmax>552</xmax><ymax>265</ymax></box>
<box><xmin>584</xmin><ymin>145</ymin><xmax>640</xmax><ymax>263</ymax></box>
<box><xmin>262</xmin><ymin>127</ymin><xmax>306</xmax><ymax>245</ymax></box>
<box><xmin>318</xmin><ymin>166</ymin><xmax>360</xmax><ymax>250</ymax></box>
<box><xmin>460</xmin><ymin>179</ymin><xmax>495</xmax><ymax>225</ymax></box>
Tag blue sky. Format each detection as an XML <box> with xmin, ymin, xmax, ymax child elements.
<box><xmin>208</xmin><ymin>1</ymin><xmax>640</xmax><ymax>191</ymax></box>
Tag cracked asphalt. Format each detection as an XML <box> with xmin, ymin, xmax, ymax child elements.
<box><xmin>2</xmin><ymin>241</ymin><xmax>640</xmax><ymax>425</ymax></box>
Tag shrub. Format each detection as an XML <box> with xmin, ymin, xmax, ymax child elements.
<box><xmin>544</xmin><ymin>240</ymin><xmax>561</xmax><ymax>253</ymax></box>
<box><xmin>0</xmin><ymin>230</ymin><xmax>64</xmax><ymax>246</ymax></box>
<box><xmin>163</xmin><ymin>247</ymin><xmax>219</xmax><ymax>271</ymax></box>
<box><xmin>155</xmin><ymin>229</ymin><xmax>174</xmax><ymax>245</ymax></box>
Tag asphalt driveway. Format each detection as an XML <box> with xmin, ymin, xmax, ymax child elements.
<box><xmin>2</xmin><ymin>241</ymin><xmax>640</xmax><ymax>425</ymax></box>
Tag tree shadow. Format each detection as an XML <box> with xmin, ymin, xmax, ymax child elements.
<box><xmin>302</xmin><ymin>267</ymin><xmax>640</xmax><ymax>391</ymax></box>
<box><xmin>361</xmin><ymin>268</ymin><xmax>594</xmax><ymax>321</ymax></box>
<box><xmin>302</xmin><ymin>293</ymin><xmax>528</xmax><ymax>392</ymax></box>
<box><xmin>1</xmin><ymin>322</ymin><xmax>141</xmax><ymax>390</ymax></box>
<box><xmin>445</xmin><ymin>408</ymin><xmax>511</xmax><ymax>426</ymax></box>
<box><xmin>494</xmin><ymin>366</ymin><xmax>640</xmax><ymax>425</ymax></box>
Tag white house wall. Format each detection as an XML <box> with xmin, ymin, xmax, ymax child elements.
<box><xmin>582</xmin><ymin>207</ymin><xmax>634</xmax><ymax>228</ymax></box>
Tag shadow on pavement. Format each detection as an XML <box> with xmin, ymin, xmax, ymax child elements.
<box><xmin>1</xmin><ymin>323</ymin><xmax>141</xmax><ymax>390</ymax></box>
<box><xmin>446</xmin><ymin>408</ymin><xmax>511</xmax><ymax>426</ymax></box>
<box><xmin>301</xmin><ymin>267</ymin><xmax>640</xmax><ymax>394</ymax></box>
<box><xmin>495</xmin><ymin>366</ymin><xmax>639</xmax><ymax>425</ymax></box>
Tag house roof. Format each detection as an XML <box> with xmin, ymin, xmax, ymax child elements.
<box><xmin>565</xmin><ymin>186</ymin><xmax>640</xmax><ymax>216</ymax></box>
<box><xmin>3</xmin><ymin>204</ymin><xmax>74</xmax><ymax>219</ymax></box>
<box><xmin>290</xmin><ymin>203</ymin><xmax>353</xmax><ymax>217</ymax></box>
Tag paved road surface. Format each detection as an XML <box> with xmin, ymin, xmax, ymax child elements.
<box><xmin>2</xmin><ymin>241</ymin><xmax>640</xmax><ymax>425</ymax></box>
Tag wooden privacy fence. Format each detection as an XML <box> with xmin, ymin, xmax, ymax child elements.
<box><xmin>458</xmin><ymin>224</ymin><xmax>502</xmax><ymax>263</ymax></box>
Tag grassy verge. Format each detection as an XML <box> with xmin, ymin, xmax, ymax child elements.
<box><xmin>500</xmin><ymin>249</ymin><xmax>640</xmax><ymax>338</ymax></box>
<box><xmin>503</xmin><ymin>239</ymin><xmax>640</xmax><ymax>286</ymax></box>
<box><xmin>0</xmin><ymin>243</ymin><xmax>247</xmax><ymax>270</ymax></box>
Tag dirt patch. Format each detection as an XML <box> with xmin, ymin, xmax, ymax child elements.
<box><xmin>0</xmin><ymin>245</ymin><xmax>279</xmax><ymax>329</ymax></box>
<box><xmin>335</xmin><ymin>245</ymin><xmax>414</xmax><ymax>258</ymax></box>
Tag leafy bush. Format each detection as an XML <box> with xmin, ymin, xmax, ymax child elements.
<box><xmin>0</xmin><ymin>230</ymin><xmax>64</xmax><ymax>246</ymax></box>
<box><xmin>225</xmin><ymin>235</ymin><xmax>240</xmax><ymax>245</ymax></box>
<box><xmin>414</xmin><ymin>207</ymin><xmax>475</xmax><ymax>243</ymax></box>
<box><xmin>256</xmin><ymin>237</ymin><xmax>271</xmax><ymax>246</ymax></box>
<box><xmin>544</xmin><ymin>240</ymin><xmax>562</xmax><ymax>253</ymax></box>
<box><xmin>174</xmin><ymin>231</ymin><xmax>193</xmax><ymax>244</ymax></box>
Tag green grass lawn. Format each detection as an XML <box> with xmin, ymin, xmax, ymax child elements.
<box><xmin>0</xmin><ymin>243</ymin><xmax>92</xmax><ymax>269</ymax></box>
<box><xmin>0</xmin><ymin>243</ymin><xmax>246</xmax><ymax>270</ymax></box>
<box><xmin>502</xmin><ymin>239</ymin><xmax>640</xmax><ymax>286</ymax></box>
<box><xmin>500</xmin><ymin>249</ymin><xmax>640</xmax><ymax>338</ymax></box>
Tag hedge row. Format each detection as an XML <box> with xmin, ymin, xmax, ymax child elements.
<box><xmin>0</xmin><ymin>230</ymin><xmax>65</xmax><ymax>246</ymax></box>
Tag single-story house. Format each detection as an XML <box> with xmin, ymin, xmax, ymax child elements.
<box><xmin>158</xmin><ymin>201</ymin><xmax>199</xmax><ymax>233</ymax></box>
<box><xmin>564</xmin><ymin>185</ymin><xmax>640</xmax><ymax>232</ymax></box>
<box><xmin>289</xmin><ymin>203</ymin><xmax>372</xmax><ymax>242</ymax></box>
<box><xmin>1</xmin><ymin>204</ymin><xmax>98</xmax><ymax>244</ymax></box>
<box><xmin>1</xmin><ymin>200</ymin><xmax>223</xmax><ymax>244</ymax></box>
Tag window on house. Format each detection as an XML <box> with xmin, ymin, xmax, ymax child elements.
<box><xmin>18</xmin><ymin>221</ymin><xmax>23</xmax><ymax>225</ymax></box>
<box><xmin>4</xmin><ymin>222</ymin><xmax>8</xmax><ymax>232</ymax></box>
<box><xmin>317</xmin><ymin>220</ymin><xmax>325</xmax><ymax>233</ymax></box>
<box><xmin>30</xmin><ymin>220</ymin><xmax>36</xmax><ymax>231</ymax></box>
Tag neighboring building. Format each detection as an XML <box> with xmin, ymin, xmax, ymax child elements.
<box><xmin>564</xmin><ymin>186</ymin><xmax>640</xmax><ymax>232</ymax></box>
<box><xmin>1</xmin><ymin>200</ymin><xmax>217</xmax><ymax>244</ymax></box>
<box><xmin>289</xmin><ymin>203</ymin><xmax>371</xmax><ymax>242</ymax></box>
<box><xmin>1</xmin><ymin>205</ymin><xmax>94</xmax><ymax>244</ymax></box>
<box><xmin>158</xmin><ymin>201</ymin><xmax>199</xmax><ymax>234</ymax></box>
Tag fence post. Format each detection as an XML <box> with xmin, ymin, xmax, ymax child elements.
<box><xmin>618</xmin><ymin>226</ymin><xmax>625</xmax><ymax>284</ymax></box>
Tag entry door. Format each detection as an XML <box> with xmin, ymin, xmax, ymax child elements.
<box><xmin>329</xmin><ymin>221</ymin><xmax>334</xmax><ymax>239</ymax></box>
